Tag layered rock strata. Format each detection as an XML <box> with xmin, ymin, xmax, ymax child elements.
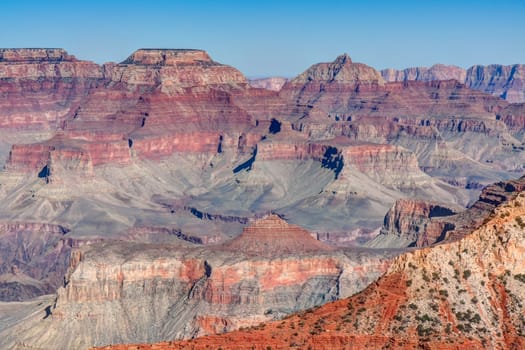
<box><xmin>382</xmin><ymin>63</ymin><xmax>525</xmax><ymax>103</ymax></box>
<box><xmin>111</xmin><ymin>177</ymin><xmax>525</xmax><ymax>349</ymax></box>
<box><xmin>0</xmin><ymin>216</ymin><xmax>393</xmax><ymax>349</ymax></box>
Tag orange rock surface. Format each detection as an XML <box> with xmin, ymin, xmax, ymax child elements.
<box><xmin>95</xmin><ymin>180</ymin><xmax>525</xmax><ymax>350</ymax></box>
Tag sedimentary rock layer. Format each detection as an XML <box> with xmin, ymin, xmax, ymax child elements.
<box><xmin>0</xmin><ymin>216</ymin><xmax>393</xmax><ymax>350</ymax></box>
<box><xmin>111</xmin><ymin>177</ymin><xmax>525</xmax><ymax>350</ymax></box>
<box><xmin>381</xmin><ymin>63</ymin><xmax>525</xmax><ymax>103</ymax></box>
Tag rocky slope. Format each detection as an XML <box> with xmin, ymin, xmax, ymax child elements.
<box><xmin>1</xmin><ymin>48</ymin><xmax>525</xmax><ymax>349</ymax></box>
<box><xmin>370</xmin><ymin>176</ymin><xmax>525</xmax><ymax>248</ymax></box>
<box><xmin>104</xmin><ymin>177</ymin><xmax>525</xmax><ymax>350</ymax></box>
<box><xmin>1</xmin><ymin>49</ymin><xmax>524</xmax><ymax>305</ymax></box>
<box><xmin>381</xmin><ymin>63</ymin><xmax>525</xmax><ymax>103</ymax></box>
<box><xmin>0</xmin><ymin>216</ymin><xmax>394</xmax><ymax>350</ymax></box>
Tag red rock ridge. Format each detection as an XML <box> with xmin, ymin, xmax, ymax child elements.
<box><xmin>98</xmin><ymin>178</ymin><xmax>525</xmax><ymax>350</ymax></box>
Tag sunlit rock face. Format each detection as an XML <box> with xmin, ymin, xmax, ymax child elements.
<box><xmin>1</xmin><ymin>49</ymin><xmax>525</xmax><ymax>350</ymax></box>
<box><xmin>382</xmin><ymin>62</ymin><xmax>525</xmax><ymax>103</ymax></box>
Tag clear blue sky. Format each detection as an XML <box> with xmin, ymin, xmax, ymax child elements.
<box><xmin>1</xmin><ymin>0</ymin><xmax>524</xmax><ymax>77</ymax></box>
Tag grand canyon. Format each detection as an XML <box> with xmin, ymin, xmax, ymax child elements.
<box><xmin>0</xmin><ymin>47</ymin><xmax>524</xmax><ymax>349</ymax></box>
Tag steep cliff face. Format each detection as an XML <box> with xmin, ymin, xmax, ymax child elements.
<box><xmin>0</xmin><ymin>216</ymin><xmax>393</xmax><ymax>350</ymax></box>
<box><xmin>465</xmin><ymin>64</ymin><xmax>525</xmax><ymax>103</ymax></box>
<box><xmin>381</xmin><ymin>64</ymin><xmax>466</xmax><ymax>84</ymax></box>
<box><xmin>117</xmin><ymin>179</ymin><xmax>525</xmax><ymax>350</ymax></box>
<box><xmin>367</xmin><ymin>199</ymin><xmax>458</xmax><ymax>248</ymax></box>
<box><xmin>0</xmin><ymin>222</ymin><xmax>71</xmax><ymax>301</ymax></box>
<box><xmin>381</xmin><ymin>63</ymin><xmax>525</xmax><ymax>103</ymax></box>
<box><xmin>2</xmin><ymin>48</ymin><xmax>257</xmax><ymax>175</ymax></box>
<box><xmin>370</xmin><ymin>176</ymin><xmax>525</xmax><ymax>249</ymax></box>
<box><xmin>0</xmin><ymin>49</ymin><xmax>104</xmax><ymax>133</ymax></box>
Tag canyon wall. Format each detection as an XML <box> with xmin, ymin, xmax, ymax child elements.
<box><xmin>381</xmin><ymin>63</ymin><xmax>525</xmax><ymax>103</ymax></box>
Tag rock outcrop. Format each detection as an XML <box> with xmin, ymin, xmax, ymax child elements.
<box><xmin>110</xmin><ymin>177</ymin><xmax>525</xmax><ymax>350</ymax></box>
<box><xmin>465</xmin><ymin>64</ymin><xmax>525</xmax><ymax>103</ymax></box>
<box><xmin>0</xmin><ymin>222</ymin><xmax>70</xmax><ymax>301</ymax></box>
<box><xmin>222</xmin><ymin>215</ymin><xmax>332</xmax><ymax>256</ymax></box>
<box><xmin>367</xmin><ymin>199</ymin><xmax>458</xmax><ymax>248</ymax></box>
<box><xmin>1</xmin><ymin>48</ymin><xmax>525</xmax><ymax>350</ymax></box>
<box><xmin>0</xmin><ymin>217</ymin><xmax>393</xmax><ymax>350</ymax></box>
<box><xmin>382</xmin><ymin>63</ymin><xmax>525</xmax><ymax>103</ymax></box>
<box><xmin>370</xmin><ymin>176</ymin><xmax>525</xmax><ymax>249</ymax></box>
<box><xmin>381</xmin><ymin>64</ymin><xmax>467</xmax><ymax>84</ymax></box>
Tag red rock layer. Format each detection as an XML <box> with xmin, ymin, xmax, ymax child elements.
<box><xmin>97</xmin><ymin>178</ymin><xmax>525</xmax><ymax>350</ymax></box>
<box><xmin>379</xmin><ymin>199</ymin><xmax>457</xmax><ymax>247</ymax></box>
<box><xmin>222</xmin><ymin>215</ymin><xmax>332</xmax><ymax>256</ymax></box>
<box><xmin>1</xmin><ymin>48</ymin><xmax>265</xmax><ymax>173</ymax></box>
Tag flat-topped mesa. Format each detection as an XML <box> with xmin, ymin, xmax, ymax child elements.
<box><xmin>289</xmin><ymin>53</ymin><xmax>385</xmax><ymax>86</ymax></box>
<box><xmin>381</xmin><ymin>64</ymin><xmax>467</xmax><ymax>83</ymax></box>
<box><xmin>0</xmin><ymin>48</ymin><xmax>75</xmax><ymax>62</ymax></box>
<box><xmin>223</xmin><ymin>214</ymin><xmax>332</xmax><ymax>256</ymax></box>
<box><xmin>107</xmin><ymin>48</ymin><xmax>247</xmax><ymax>89</ymax></box>
<box><xmin>120</xmin><ymin>49</ymin><xmax>214</xmax><ymax>66</ymax></box>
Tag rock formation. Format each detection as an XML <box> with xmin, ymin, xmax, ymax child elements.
<box><xmin>222</xmin><ymin>215</ymin><xmax>333</xmax><ymax>256</ymax></box>
<box><xmin>0</xmin><ymin>48</ymin><xmax>525</xmax><ymax>350</ymax></box>
<box><xmin>381</xmin><ymin>64</ymin><xmax>467</xmax><ymax>85</ymax></box>
<box><xmin>107</xmin><ymin>177</ymin><xmax>525</xmax><ymax>350</ymax></box>
<box><xmin>370</xmin><ymin>176</ymin><xmax>525</xmax><ymax>249</ymax></box>
<box><xmin>465</xmin><ymin>64</ymin><xmax>525</xmax><ymax>103</ymax></box>
<box><xmin>0</xmin><ymin>216</ymin><xmax>393</xmax><ymax>350</ymax></box>
<box><xmin>382</xmin><ymin>63</ymin><xmax>525</xmax><ymax>103</ymax></box>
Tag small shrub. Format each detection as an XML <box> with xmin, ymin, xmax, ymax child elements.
<box><xmin>463</xmin><ymin>270</ymin><xmax>472</xmax><ymax>279</ymax></box>
<box><xmin>515</xmin><ymin>216</ymin><xmax>525</xmax><ymax>228</ymax></box>
<box><xmin>514</xmin><ymin>274</ymin><xmax>525</xmax><ymax>283</ymax></box>
<box><xmin>445</xmin><ymin>323</ymin><xmax>452</xmax><ymax>334</ymax></box>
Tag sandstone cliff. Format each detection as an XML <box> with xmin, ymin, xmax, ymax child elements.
<box><xmin>108</xmin><ymin>177</ymin><xmax>525</xmax><ymax>350</ymax></box>
<box><xmin>381</xmin><ymin>64</ymin><xmax>466</xmax><ymax>84</ymax></box>
<box><xmin>1</xmin><ymin>49</ymin><xmax>525</xmax><ymax>342</ymax></box>
<box><xmin>0</xmin><ymin>216</ymin><xmax>393</xmax><ymax>350</ymax></box>
<box><xmin>465</xmin><ymin>64</ymin><xmax>525</xmax><ymax>103</ymax></box>
<box><xmin>381</xmin><ymin>63</ymin><xmax>525</xmax><ymax>103</ymax></box>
